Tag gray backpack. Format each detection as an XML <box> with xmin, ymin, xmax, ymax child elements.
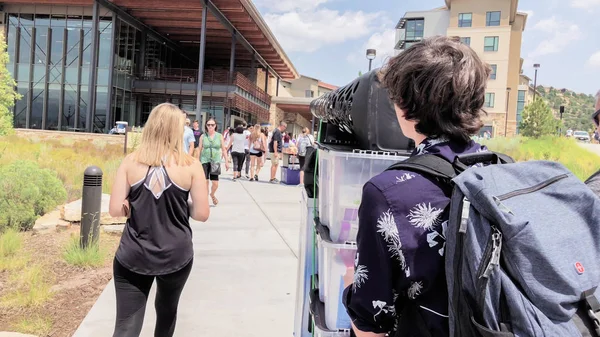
<box><xmin>388</xmin><ymin>152</ymin><xmax>600</xmax><ymax>337</ymax></box>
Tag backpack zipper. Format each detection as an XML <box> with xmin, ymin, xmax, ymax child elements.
<box><xmin>496</xmin><ymin>174</ymin><xmax>568</xmax><ymax>201</ymax></box>
<box><xmin>477</xmin><ymin>227</ymin><xmax>502</xmax><ymax>313</ymax></box>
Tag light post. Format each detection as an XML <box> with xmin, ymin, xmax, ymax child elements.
<box><xmin>533</xmin><ymin>63</ymin><xmax>540</xmax><ymax>101</ymax></box>
<box><xmin>505</xmin><ymin>87</ymin><xmax>511</xmax><ymax>137</ymax></box>
<box><xmin>366</xmin><ymin>49</ymin><xmax>377</xmax><ymax>72</ymax></box>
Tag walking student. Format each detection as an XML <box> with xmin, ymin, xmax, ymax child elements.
<box><xmin>108</xmin><ymin>103</ymin><xmax>210</xmax><ymax>337</ymax></box>
<box><xmin>192</xmin><ymin>119</ymin><xmax>203</xmax><ymax>158</ymax></box>
<box><xmin>249</xmin><ymin>124</ymin><xmax>267</xmax><ymax>181</ymax></box>
<box><xmin>198</xmin><ymin>117</ymin><xmax>229</xmax><ymax>205</ymax></box>
<box><xmin>342</xmin><ymin>36</ymin><xmax>491</xmax><ymax>336</ymax></box>
<box><xmin>229</xmin><ymin>125</ymin><xmax>247</xmax><ymax>181</ymax></box>
<box><xmin>269</xmin><ymin>121</ymin><xmax>287</xmax><ymax>183</ymax></box>
<box><xmin>296</xmin><ymin>127</ymin><xmax>314</xmax><ymax>184</ymax></box>
<box><xmin>243</xmin><ymin>124</ymin><xmax>252</xmax><ymax>179</ymax></box>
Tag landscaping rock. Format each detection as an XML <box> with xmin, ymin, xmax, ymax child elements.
<box><xmin>33</xmin><ymin>209</ymin><xmax>62</xmax><ymax>234</ymax></box>
<box><xmin>0</xmin><ymin>332</ymin><xmax>38</xmax><ymax>337</ymax></box>
<box><xmin>102</xmin><ymin>224</ymin><xmax>125</xmax><ymax>235</ymax></box>
<box><xmin>61</xmin><ymin>194</ymin><xmax>127</xmax><ymax>225</ymax></box>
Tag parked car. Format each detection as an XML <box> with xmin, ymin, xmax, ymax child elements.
<box><xmin>573</xmin><ymin>130</ymin><xmax>591</xmax><ymax>142</ymax></box>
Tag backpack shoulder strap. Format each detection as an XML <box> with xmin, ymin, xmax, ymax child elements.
<box><xmin>386</xmin><ymin>154</ymin><xmax>457</xmax><ymax>181</ymax></box>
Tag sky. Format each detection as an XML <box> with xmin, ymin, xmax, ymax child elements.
<box><xmin>254</xmin><ymin>0</ymin><xmax>600</xmax><ymax>95</ymax></box>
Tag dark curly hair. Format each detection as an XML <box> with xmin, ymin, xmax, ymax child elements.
<box><xmin>381</xmin><ymin>35</ymin><xmax>491</xmax><ymax>143</ymax></box>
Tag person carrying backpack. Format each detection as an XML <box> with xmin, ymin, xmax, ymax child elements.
<box><xmin>343</xmin><ymin>36</ymin><xmax>600</xmax><ymax>337</ymax></box>
<box><xmin>585</xmin><ymin>90</ymin><xmax>600</xmax><ymax>195</ymax></box>
<box><xmin>296</xmin><ymin>127</ymin><xmax>314</xmax><ymax>185</ymax></box>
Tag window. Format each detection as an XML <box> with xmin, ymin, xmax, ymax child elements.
<box><xmin>485</xmin><ymin>93</ymin><xmax>495</xmax><ymax>108</ymax></box>
<box><xmin>305</xmin><ymin>90</ymin><xmax>314</xmax><ymax>98</ymax></box>
<box><xmin>486</xmin><ymin>11</ymin><xmax>501</xmax><ymax>26</ymax></box>
<box><xmin>484</xmin><ymin>36</ymin><xmax>499</xmax><ymax>52</ymax></box>
<box><xmin>458</xmin><ymin>13</ymin><xmax>472</xmax><ymax>27</ymax></box>
<box><xmin>460</xmin><ymin>37</ymin><xmax>471</xmax><ymax>46</ymax></box>
<box><xmin>516</xmin><ymin>90</ymin><xmax>526</xmax><ymax>133</ymax></box>
<box><xmin>490</xmin><ymin>65</ymin><xmax>497</xmax><ymax>80</ymax></box>
<box><xmin>405</xmin><ymin>19</ymin><xmax>425</xmax><ymax>41</ymax></box>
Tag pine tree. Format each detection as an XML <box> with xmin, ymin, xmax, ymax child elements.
<box><xmin>519</xmin><ymin>98</ymin><xmax>560</xmax><ymax>138</ymax></box>
<box><xmin>0</xmin><ymin>31</ymin><xmax>21</xmax><ymax>135</ymax></box>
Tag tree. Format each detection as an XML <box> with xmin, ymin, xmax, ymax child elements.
<box><xmin>0</xmin><ymin>31</ymin><xmax>21</xmax><ymax>136</ymax></box>
<box><xmin>519</xmin><ymin>98</ymin><xmax>560</xmax><ymax>138</ymax></box>
<box><xmin>358</xmin><ymin>71</ymin><xmax>363</xmax><ymax>77</ymax></box>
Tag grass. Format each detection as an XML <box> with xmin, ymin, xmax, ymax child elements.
<box><xmin>62</xmin><ymin>235</ymin><xmax>107</xmax><ymax>268</ymax></box>
<box><xmin>1</xmin><ymin>264</ymin><xmax>54</xmax><ymax>308</ymax></box>
<box><xmin>0</xmin><ymin>134</ymin><xmax>123</xmax><ymax>202</ymax></box>
<box><xmin>481</xmin><ymin>136</ymin><xmax>600</xmax><ymax>181</ymax></box>
<box><xmin>12</xmin><ymin>315</ymin><xmax>53</xmax><ymax>336</ymax></box>
<box><xmin>0</xmin><ymin>228</ymin><xmax>28</xmax><ymax>271</ymax></box>
<box><xmin>0</xmin><ymin>227</ymin><xmax>22</xmax><ymax>257</ymax></box>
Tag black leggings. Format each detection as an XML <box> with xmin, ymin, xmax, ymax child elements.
<box><xmin>112</xmin><ymin>258</ymin><xmax>193</xmax><ymax>337</ymax></box>
<box><xmin>231</xmin><ymin>151</ymin><xmax>246</xmax><ymax>172</ymax></box>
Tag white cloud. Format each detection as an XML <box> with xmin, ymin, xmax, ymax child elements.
<box><xmin>570</xmin><ymin>0</ymin><xmax>600</xmax><ymax>8</ymax></box>
<box><xmin>526</xmin><ymin>16</ymin><xmax>582</xmax><ymax>59</ymax></box>
<box><xmin>254</xmin><ymin>0</ymin><xmax>332</xmax><ymax>13</ymax></box>
<box><xmin>588</xmin><ymin>51</ymin><xmax>600</xmax><ymax>68</ymax></box>
<box><xmin>264</xmin><ymin>9</ymin><xmax>384</xmax><ymax>52</ymax></box>
<box><xmin>347</xmin><ymin>29</ymin><xmax>397</xmax><ymax>68</ymax></box>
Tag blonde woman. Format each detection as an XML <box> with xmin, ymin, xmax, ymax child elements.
<box><xmin>108</xmin><ymin>103</ymin><xmax>210</xmax><ymax>337</ymax></box>
<box><xmin>248</xmin><ymin>124</ymin><xmax>267</xmax><ymax>181</ymax></box>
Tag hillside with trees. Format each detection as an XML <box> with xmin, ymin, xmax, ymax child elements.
<box><xmin>536</xmin><ymin>85</ymin><xmax>596</xmax><ymax>133</ymax></box>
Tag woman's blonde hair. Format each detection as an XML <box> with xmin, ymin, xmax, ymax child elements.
<box><xmin>250</xmin><ymin>123</ymin><xmax>262</xmax><ymax>143</ymax></box>
<box><xmin>133</xmin><ymin>103</ymin><xmax>194</xmax><ymax>166</ymax></box>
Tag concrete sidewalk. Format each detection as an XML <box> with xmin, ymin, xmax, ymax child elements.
<box><xmin>73</xmin><ymin>163</ymin><xmax>302</xmax><ymax>337</ymax></box>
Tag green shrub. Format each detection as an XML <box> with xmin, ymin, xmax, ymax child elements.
<box><xmin>0</xmin><ymin>160</ymin><xmax>67</xmax><ymax>231</ymax></box>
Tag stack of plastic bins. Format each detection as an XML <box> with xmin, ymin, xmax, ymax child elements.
<box><xmin>294</xmin><ymin>189</ymin><xmax>318</xmax><ymax>337</ymax></box>
<box><xmin>315</xmin><ymin>219</ymin><xmax>357</xmax><ymax>330</ymax></box>
<box><xmin>310</xmin><ymin>288</ymin><xmax>351</xmax><ymax>337</ymax></box>
<box><xmin>318</xmin><ymin>145</ymin><xmax>406</xmax><ymax>243</ymax></box>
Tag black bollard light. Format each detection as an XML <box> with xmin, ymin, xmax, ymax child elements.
<box><xmin>81</xmin><ymin>166</ymin><xmax>103</xmax><ymax>249</ymax></box>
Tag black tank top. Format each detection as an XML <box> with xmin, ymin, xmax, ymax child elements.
<box><xmin>115</xmin><ymin>164</ymin><xmax>193</xmax><ymax>275</ymax></box>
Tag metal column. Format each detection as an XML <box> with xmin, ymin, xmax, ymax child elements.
<box><xmin>225</xmin><ymin>31</ymin><xmax>236</xmax><ymax>129</ymax></box>
<box><xmin>264</xmin><ymin>68</ymin><xmax>268</xmax><ymax>93</ymax></box>
<box><xmin>85</xmin><ymin>1</ymin><xmax>100</xmax><ymax>133</ymax></box>
<box><xmin>106</xmin><ymin>12</ymin><xmax>117</xmax><ymax>129</ymax></box>
<box><xmin>195</xmin><ymin>4</ymin><xmax>208</xmax><ymax>123</ymax></box>
<box><xmin>74</xmin><ymin>29</ymin><xmax>84</xmax><ymax>129</ymax></box>
<box><xmin>58</xmin><ymin>28</ymin><xmax>67</xmax><ymax>131</ymax></box>
<box><xmin>26</xmin><ymin>27</ymin><xmax>36</xmax><ymax>129</ymax></box>
<box><xmin>276</xmin><ymin>78</ymin><xmax>279</xmax><ymax>97</ymax></box>
<box><xmin>42</xmin><ymin>28</ymin><xmax>52</xmax><ymax>130</ymax></box>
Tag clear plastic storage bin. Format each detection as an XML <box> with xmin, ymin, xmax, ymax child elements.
<box><xmin>318</xmin><ymin>146</ymin><xmax>407</xmax><ymax>243</ymax></box>
<box><xmin>313</xmin><ymin>325</ymin><xmax>351</xmax><ymax>337</ymax></box>
<box><xmin>310</xmin><ymin>289</ymin><xmax>352</xmax><ymax>337</ymax></box>
<box><xmin>317</xmin><ymin>230</ymin><xmax>357</xmax><ymax>330</ymax></box>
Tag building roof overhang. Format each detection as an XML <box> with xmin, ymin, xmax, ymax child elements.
<box><xmin>2</xmin><ymin>0</ymin><xmax>299</xmax><ymax>80</ymax></box>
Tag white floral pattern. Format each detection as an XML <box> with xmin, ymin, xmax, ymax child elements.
<box><xmin>407</xmin><ymin>203</ymin><xmax>444</xmax><ymax>230</ymax></box>
<box><xmin>377</xmin><ymin>210</ymin><xmax>407</xmax><ymax>270</ymax></box>
<box><xmin>427</xmin><ymin>220</ymin><xmax>448</xmax><ymax>256</ymax></box>
<box><xmin>395</xmin><ymin>173</ymin><xmax>416</xmax><ymax>184</ymax></box>
<box><xmin>407</xmin><ymin>281</ymin><xmax>424</xmax><ymax>300</ymax></box>
<box><xmin>372</xmin><ymin>300</ymin><xmax>396</xmax><ymax>321</ymax></box>
<box><xmin>353</xmin><ymin>265</ymin><xmax>369</xmax><ymax>291</ymax></box>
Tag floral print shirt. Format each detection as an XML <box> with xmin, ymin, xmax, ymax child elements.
<box><xmin>342</xmin><ymin>137</ymin><xmax>486</xmax><ymax>335</ymax></box>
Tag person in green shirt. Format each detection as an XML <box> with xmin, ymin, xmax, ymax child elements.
<box><xmin>198</xmin><ymin>117</ymin><xmax>229</xmax><ymax>206</ymax></box>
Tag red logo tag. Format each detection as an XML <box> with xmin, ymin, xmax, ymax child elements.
<box><xmin>575</xmin><ymin>262</ymin><xmax>585</xmax><ymax>274</ymax></box>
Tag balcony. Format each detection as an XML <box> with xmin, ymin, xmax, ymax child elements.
<box><xmin>133</xmin><ymin>69</ymin><xmax>271</xmax><ymax>120</ymax></box>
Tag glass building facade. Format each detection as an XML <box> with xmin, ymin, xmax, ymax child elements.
<box><xmin>4</xmin><ymin>4</ymin><xmax>273</xmax><ymax>133</ymax></box>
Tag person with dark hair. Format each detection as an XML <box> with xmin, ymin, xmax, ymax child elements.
<box><xmin>198</xmin><ymin>117</ymin><xmax>229</xmax><ymax>206</ymax></box>
<box><xmin>228</xmin><ymin>125</ymin><xmax>247</xmax><ymax>182</ymax></box>
<box><xmin>342</xmin><ymin>36</ymin><xmax>491</xmax><ymax>337</ymax></box>
<box><xmin>585</xmin><ymin>90</ymin><xmax>600</xmax><ymax>196</ymax></box>
<box><xmin>269</xmin><ymin>121</ymin><xmax>287</xmax><ymax>183</ymax></box>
